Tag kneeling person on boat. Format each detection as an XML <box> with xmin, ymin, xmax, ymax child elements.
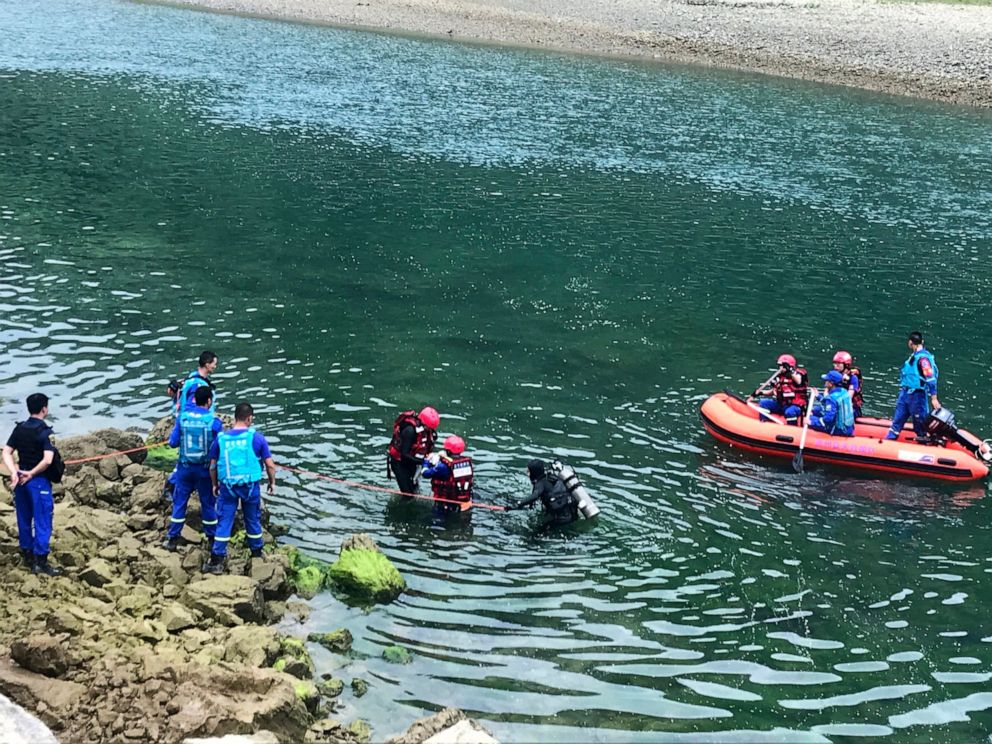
<box><xmin>757</xmin><ymin>354</ymin><xmax>809</xmax><ymax>425</ymax></box>
<box><xmin>809</xmin><ymin>371</ymin><xmax>855</xmax><ymax>437</ymax></box>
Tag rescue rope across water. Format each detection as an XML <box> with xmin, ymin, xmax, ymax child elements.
<box><xmin>62</xmin><ymin>440</ymin><xmax>509</xmax><ymax>512</ymax></box>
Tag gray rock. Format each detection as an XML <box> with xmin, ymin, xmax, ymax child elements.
<box><xmin>183</xmin><ymin>576</ymin><xmax>266</xmax><ymax>626</ymax></box>
<box><xmin>79</xmin><ymin>558</ymin><xmax>117</xmax><ymax>588</ymax></box>
<box><xmin>160</xmin><ymin>602</ymin><xmax>198</xmax><ymax>633</ymax></box>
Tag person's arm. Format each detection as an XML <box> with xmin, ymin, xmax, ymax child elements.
<box><xmin>819</xmin><ymin>397</ymin><xmax>838</xmax><ymax>430</ymax></box>
<box><xmin>168</xmin><ymin>418</ymin><xmax>182</xmax><ymax>448</ymax></box>
<box><xmin>421</xmin><ymin>461</ymin><xmax>450</xmax><ymax>481</ymax></box>
<box><xmin>918</xmin><ymin>356</ymin><xmax>939</xmax><ymax>407</ymax></box>
<box><xmin>263</xmin><ymin>457</ymin><xmax>276</xmax><ymax>495</ymax></box>
<box><xmin>2</xmin><ymin>444</ymin><xmax>18</xmax><ymax>489</ymax></box>
<box><xmin>209</xmin><ymin>459</ymin><xmax>219</xmax><ymax>495</ymax></box>
<box><xmin>513</xmin><ymin>482</ymin><xmax>544</xmax><ymax>510</ymax></box>
<box><xmin>398</xmin><ymin>426</ymin><xmax>422</xmax><ymax>466</ymax></box>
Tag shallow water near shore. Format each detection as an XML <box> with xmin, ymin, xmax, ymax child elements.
<box><xmin>3</xmin><ymin>0</ymin><xmax>992</xmax><ymax>740</ymax></box>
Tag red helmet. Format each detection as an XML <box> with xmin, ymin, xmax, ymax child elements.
<box><xmin>832</xmin><ymin>350</ymin><xmax>853</xmax><ymax>365</ymax></box>
<box><xmin>777</xmin><ymin>354</ymin><xmax>797</xmax><ymax>367</ymax></box>
<box><xmin>444</xmin><ymin>435</ymin><xmax>465</xmax><ymax>455</ymax></box>
<box><xmin>419</xmin><ymin>406</ymin><xmax>440</xmax><ymax>430</ymax></box>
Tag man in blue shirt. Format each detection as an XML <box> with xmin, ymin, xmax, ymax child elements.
<box><xmin>205</xmin><ymin>401</ymin><xmax>276</xmax><ymax>574</ymax></box>
<box><xmin>174</xmin><ymin>350</ymin><xmax>218</xmax><ymax>414</ymax></box>
<box><xmin>809</xmin><ymin>371</ymin><xmax>855</xmax><ymax>437</ymax></box>
<box><xmin>885</xmin><ymin>331</ymin><xmax>940</xmax><ymax>441</ymax></box>
<box><xmin>163</xmin><ymin>386</ymin><xmax>223</xmax><ymax>552</ymax></box>
<box><xmin>2</xmin><ymin>393</ymin><xmax>60</xmax><ymax>575</ymax></box>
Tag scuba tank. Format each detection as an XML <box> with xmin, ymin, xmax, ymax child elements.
<box><xmin>549</xmin><ymin>460</ymin><xmax>600</xmax><ymax>519</ymax></box>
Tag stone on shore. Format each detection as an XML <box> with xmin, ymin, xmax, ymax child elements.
<box><xmin>10</xmin><ymin>635</ymin><xmax>71</xmax><ymax>678</ymax></box>
<box><xmin>183</xmin><ymin>576</ymin><xmax>266</xmax><ymax>626</ymax></box>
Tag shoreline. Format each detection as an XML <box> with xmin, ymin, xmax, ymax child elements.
<box><xmin>133</xmin><ymin>0</ymin><xmax>992</xmax><ymax>108</ymax></box>
<box><xmin>0</xmin><ymin>423</ymin><xmax>485</xmax><ymax>744</ymax></box>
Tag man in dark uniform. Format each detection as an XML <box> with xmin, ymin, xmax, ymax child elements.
<box><xmin>509</xmin><ymin>459</ymin><xmax>579</xmax><ymax>529</ymax></box>
<box><xmin>2</xmin><ymin>393</ymin><xmax>60</xmax><ymax>575</ymax></box>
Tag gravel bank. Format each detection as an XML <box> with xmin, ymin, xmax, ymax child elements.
<box><xmin>139</xmin><ymin>0</ymin><xmax>992</xmax><ymax>107</ymax></box>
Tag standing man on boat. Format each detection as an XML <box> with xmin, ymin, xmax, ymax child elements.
<box><xmin>832</xmin><ymin>350</ymin><xmax>864</xmax><ymax>419</ymax></box>
<box><xmin>2</xmin><ymin>393</ymin><xmax>60</xmax><ymax>575</ymax></box>
<box><xmin>205</xmin><ymin>401</ymin><xmax>276</xmax><ymax>574</ymax></box>
<box><xmin>757</xmin><ymin>354</ymin><xmax>809</xmax><ymax>425</ymax></box>
<box><xmin>386</xmin><ymin>407</ymin><xmax>440</xmax><ymax>495</ymax></box>
<box><xmin>885</xmin><ymin>331</ymin><xmax>940</xmax><ymax>441</ymax></box>
<box><xmin>809</xmin><ymin>371</ymin><xmax>855</xmax><ymax>436</ymax></box>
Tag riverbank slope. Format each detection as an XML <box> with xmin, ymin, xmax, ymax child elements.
<box><xmin>138</xmin><ymin>0</ymin><xmax>992</xmax><ymax>107</ymax></box>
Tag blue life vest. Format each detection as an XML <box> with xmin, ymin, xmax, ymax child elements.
<box><xmin>177</xmin><ymin>371</ymin><xmax>216</xmax><ymax>414</ymax></box>
<box><xmin>828</xmin><ymin>387</ymin><xmax>855</xmax><ymax>436</ymax></box>
<box><xmin>899</xmin><ymin>349</ymin><xmax>938</xmax><ymax>391</ymax></box>
<box><xmin>178</xmin><ymin>409</ymin><xmax>215</xmax><ymax>465</ymax></box>
<box><xmin>216</xmin><ymin>429</ymin><xmax>263</xmax><ymax>485</ymax></box>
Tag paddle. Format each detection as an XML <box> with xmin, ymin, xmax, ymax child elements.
<box><xmin>745</xmin><ymin>400</ymin><xmax>787</xmax><ymax>425</ymax></box>
<box><xmin>749</xmin><ymin>370</ymin><xmax>781</xmax><ymax>400</ymax></box>
<box><xmin>792</xmin><ymin>388</ymin><xmax>818</xmax><ymax>474</ymax></box>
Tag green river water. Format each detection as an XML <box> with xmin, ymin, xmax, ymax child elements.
<box><xmin>3</xmin><ymin>1</ymin><xmax>992</xmax><ymax>740</ymax></box>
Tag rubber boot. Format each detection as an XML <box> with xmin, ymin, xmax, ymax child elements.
<box><xmin>19</xmin><ymin>549</ymin><xmax>34</xmax><ymax>569</ymax></box>
<box><xmin>32</xmin><ymin>554</ymin><xmax>61</xmax><ymax>577</ymax></box>
<box><xmin>203</xmin><ymin>553</ymin><xmax>225</xmax><ymax>575</ymax></box>
<box><xmin>162</xmin><ymin>536</ymin><xmax>180</xmax><ymax>552</ymax></box>
<box><xmin>249</xmin><ymin>548</ymin><xmax>264</xmax><ymax>559</ymax></box>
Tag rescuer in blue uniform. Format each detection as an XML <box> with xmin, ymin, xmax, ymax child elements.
<box><xmin>809</xmin><ymin>371</ymin><xmax>855</xmax><ymax>436</ymax></box>
<box><xmin>422</xmin><ymin>435</ymin><xmax>473</xmax><ymax>516</ymax></box>
<box><xmin>174</xmin><ymin>350</ymin><xmax>219</xmax><ymax>414</ymax></box>
<box><xmin>163</xmin><ymin>386</ymin><xmax>223</xmax><ymax>552</ymax></box>
<box><xmin>885</xmin><ymin>331</ymin><xmax>940</xmax><ymax>441</ymax></box>
<box><xmin>2</xmin><ymin>393</ymin><xmax>60</xmax><ymax>575</ymax></box>
<box><xmin>205</xmin><ymin>401</ymin><xmax>276</xmax><ymax>574</ymax></box>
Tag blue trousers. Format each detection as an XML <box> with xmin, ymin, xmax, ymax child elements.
<box><xmin>212</xmin><ymin>482</ymin><xmax>263</xmax><ymax>557</ymax></box>
<box><xmin>758</xmin><ymin>398</ymin><xmax>803</xmax><ymax>425</ymax></box>
<box><xmin>14</xmin><ymin>476</ymin><xmax>53</xmax><ymax>556</ymax></box>
<box><xmin>168</xmin><ymin>463</ymin><xmax>217</xmax><ymax>539</ymax></box>
<box><xmin>887</xmin><ymin>390</ymin><xmax>928</xmax><ymax>439</ymax></box>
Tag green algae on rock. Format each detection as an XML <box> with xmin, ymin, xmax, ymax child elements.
<box><xmin>328</xmin><ymin>549</ymin><xmax>405</xmax><ymax>604</ymax></box>
<box><xmin>348</xmin><ymin>719</ymin><xmax>372</xmax><ymax>743</ymax></box>
<box><xmin>382</xmin><ymin>646</ymin><xmax>412</xmax><ymax>665</ymax></box>
<box><xmin>317</xmin><ymin>677</ymin><xmax>344</xmax><ymax>698</ymax></box>
<box><xmin>308</xmin><ymin>628</ymin><xmax>353</xmax><ymax>654</ymax></box>
<box><xmin>351</xmin><ymin>678</ymin><xmax>369</xmax><ymax>697</ymax></box>
<box><xmin>283</xmin><ymin>546</ymin><xmax>333</xmax><ymax>599</ymax></box>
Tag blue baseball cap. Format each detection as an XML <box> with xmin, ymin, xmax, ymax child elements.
<box><xmin>821</xmin><ymin>370</ymin><xmax>844</xmax><ymax>385</ymax></box>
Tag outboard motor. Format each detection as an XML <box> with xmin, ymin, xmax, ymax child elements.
<box><xmin>549</xmin><ymin>460</ymin><xmax>600</xmax><ymax>519</ymax></box>
<box><xmin>925</xmin><ymin>408</ymin><xmax>992</xmax><ymax>462</ymax></box>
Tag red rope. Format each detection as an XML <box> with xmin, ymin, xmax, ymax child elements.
<box><xmin>277</xmin><ymin>464</ymin><xmax>507</xmax><ymax>512</ymax></box>
<box><xmin>64</xmin><ymin>440</ymin><xmax>169</xmax><ymax>465</ymax></box>
<box><xmin>62</xmin><ymin>440</ymin><xmax>508</xmax><ymax>512</ymax></box>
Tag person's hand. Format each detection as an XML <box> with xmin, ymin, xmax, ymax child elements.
<box><xmin>17</xmin><ymin>470</ymin><xmax>32</xmax><ymax>486</ymax></box>
<box><xmin>213</xmin><ymin>484</ymin><xmax>220</xmax><ymax>497</ymax></box>
<box><xmin>267</xmin><ymin>483</ymin><xmax>275</xmax><ymax>496</ymax></box>
<box><xmin>8</xmin><ymin>473</ymin><xmax>19</xmax><ymax>490</ymax></box>
<box><xmin>931</xmin><ymin>395</ymin><xmax>941</xmax><ymax>410</ymax></box>
<box><xmin>426</xmin><ymin>453</ymin><xmax>440</xmax><ymax>466</ymax></box>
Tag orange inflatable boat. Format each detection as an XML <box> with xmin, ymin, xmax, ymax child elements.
<box><xmin>701</xmin><ymin>391</ymin><xmax>990</xmax><ymax>481</ymax></box>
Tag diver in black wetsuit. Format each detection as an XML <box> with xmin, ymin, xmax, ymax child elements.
<box><xmin>508</xmin><ymin>459</ymin><xmax>579</xmax><ymax>529</ymax></box>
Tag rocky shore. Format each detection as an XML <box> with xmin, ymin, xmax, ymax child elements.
<box><xmin>0</xmin><ymin>426</ymin><xmax>494</xmax><ymax>744</ymax></box>
<box><xmin>138</xmin><ymin>0</ymin><xmax>992</xmax><ymax>108</ymax></box>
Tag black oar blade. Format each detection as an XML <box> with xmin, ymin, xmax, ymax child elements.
<box><xmin>792</xmin><ymin>451</ymin><xmax>804</xmax><ymax>474</ymax></box>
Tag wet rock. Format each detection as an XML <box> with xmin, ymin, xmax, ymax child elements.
<box><xmin>348</xmin><ymin>720</ymin><xmax>372</xmax><ymax>743</ymax></box>
<box><xmin>382</xmin><ymin>646</ymin><xmax>412</xmax><ymax>665</ymax></box>
<box><xmin>183</xmin><ymin>576</ymin><xmax>265</xmax><ymax>626</ymax></box>
<box><xmin>286</xmin><ymin>600</ymin><xmax>311</xmax><ymax>623</ymax></box>
<box><xmin>386</xmin><ymin>708</ymin><xmax>498</xmax><ymax>744</ymax></box>
<box><xmin>89</xmin><ymin>428</ymin><xmax>147</xmax><ymax>464</ymax></box>
<box><xmin>272</xmin><ymin>637</ymin><xmax>314</xmax><ymax>680</ymax></box>
<box><xmin>317</xmin><ymin>678</ymin><xmax>344</xmax><ymax>698</ymax></box>
<box><xmin>308</xmin><ymin>629</ymin><xmax>353</xmax><ymax>654</ymax></box>
<box><xmin>328</xmin><ymin>548</ymin><xmax>405</xmax><ymax>604</ymax></box>
<box><xmin>350</xmin><ymin>678</ymin><xmax>368</xmax><ymax>698</ymax></box>
<box><xmin>11</xmin><ymin>635</ymin><xmax>70</xmax><ymax>678</ymax></box>
<box><xmin>146</xmin><ymin>416</ymin><xmax>174</xmax><ymax>447</ymax></box>
<box><xmin>79</xmin><ymin>558</ymin><xmax>117</xmax><ymax>588</ymax></box>
<box><xmin>295</xmin><ymin>679</ymin><xmax>321</xmax><ymax>715</ymax></box>
<box><xmin>224</xmin><ymin>626</ymin><xmax>280</xmax><ymax>668</ymax></box>
<box><xmin>340</xmin><ymin>534</ymin><xmax>379</xmax><ymax>553</ymax></box>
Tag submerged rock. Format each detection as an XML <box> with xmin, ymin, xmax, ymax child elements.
<box><xmin>316</xmin><ymin>677</ymin><xmax>344</xmax><ymax>698</ymax></box>
<box><xmin>327</xmin><ymin>547</ymin><xmax>405</xmax><ymax>604</ymax></box>
<box><xmin>307</xmin><ymin>629</ymin><xmax>353</xmax><ymax>654</ymax></box>
<box><xmin>386</xmin><ymin>708</ymin><xmax>498</xmax><ymax>744</ymax></box>
<box><xmin>381</xmin><ymin>646</ymin><xmax>412</xmax><ymax>665</ymax></box>
<box><xmin>350</xmin><ymin>678</ymin><xmax>368</xmax><ymax>698</ymax></box>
